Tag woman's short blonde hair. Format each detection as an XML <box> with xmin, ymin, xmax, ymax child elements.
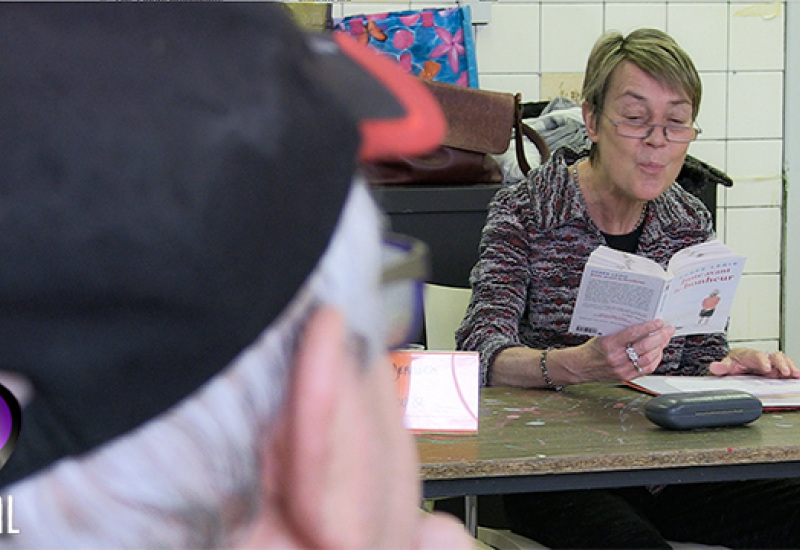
<box><xmin>582</xmin><ymin>28</ymin><xmax>702</xmax><ymax>119</ymax></box>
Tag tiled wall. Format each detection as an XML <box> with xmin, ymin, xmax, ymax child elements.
<box><xmin>333</xmin><ymin>1</ymin><xmax>786</xmax><ymax>351</ymax></box>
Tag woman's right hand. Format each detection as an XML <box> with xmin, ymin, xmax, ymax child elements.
<box><xmin>490</xmin><ymin>319</ymin><xmax>675</xmax><ymax>388</ymax></box>
<box><xmin>562</xmin><ymin>319</ymin><xmax>676</xmax><ymax>384</ymax></box>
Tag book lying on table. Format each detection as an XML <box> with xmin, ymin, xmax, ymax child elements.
<box><xmin>628</xmin><ymin>374</ymin><xmax>800</xmax><ymax>410</ymax></box>
<box><xmin>569</xmin><ymin>240</ymin><xmax>746</xmax><ymax>337</ymax></box>
<box><xmin>390</xmin><ymin>349</ymin><xmax>480</xmax><ymax>433</ymax></box>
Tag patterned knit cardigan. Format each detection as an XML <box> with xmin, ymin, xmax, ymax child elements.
<box><xmin>456</xmin><ymin>146</ymin><xmax>728</xmax><ymax>387</ymax></box>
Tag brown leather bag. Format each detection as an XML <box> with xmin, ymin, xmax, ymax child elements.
<box><xmin>362</xmin><ymin>80</ymin><xmax>549</xmax><ymax>186</ymax></box>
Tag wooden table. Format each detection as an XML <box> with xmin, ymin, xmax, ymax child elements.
<box><xmin>418</xmin><ymin>383</ymin><xmax>800</xmax><ymax>500</ymax></box>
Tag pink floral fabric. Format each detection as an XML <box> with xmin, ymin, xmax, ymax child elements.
<box><xmin>333</xmin><ymin>7</ymin><xmax>479</xmax><ymax>88</ymax></box>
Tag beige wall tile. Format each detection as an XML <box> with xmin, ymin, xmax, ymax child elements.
<box><xmin>479</xmin><ymin>74</ymin><xmax>541</xmax><ymax>101</ymax></box>
<box><xmin>340</xmin><ymin>3</ymin><xmax>413</xmax><ymax>18</ymax></box>
<box><xmin>727</xmin><ymin>338</ymin><xmax>780</xmax><ymax>352</ymax></box>
<box><xmin>540</xmin><ymin>73</ymin><xmax>583</xmax><ymax>103</ymax></box>
<box><xmin>696</xmin><ymin>73</ymin><xmax>728</xmax><ymax>140</ymax></box>
<box><xmin>726</xmin><ymin>179</ymin><xmax>783</xmax><ymax>208</ymax></box>
<box><xmin>475</xmin><ymin>4</ymin><xmax>540</xmax><ymax>73</ymax></box>
<box><xmin>727</xmin><ymin>140</ymin><xmax>783</xmax><ymax>180</ymax></box>
<box><xmin>727</xmin><ymin>273</ymin><xmax>781</xmax><ymax>341</ymax></box>
<box><xmin>541</xmin><ymin>4</ymin><xmax>603</xmax><ymax>72</ymax></box>
<box><xmin>728</xmin><ymin>72</ymin><xmax>784</xmax><ymax>139</ymax></box>
<box><xmin>668</xmin><ymin>3</ymin><xmax>729</xmax><ymax>71</ymax></box>
<box><xmin>715</xmin><ymin>205</ymin><xmax>727</xmax><ymax>242</ymax></box>
<box><xmin>687</xmin><ymin>140</ymin><xmax>726</xmax><ymax>172</ymax></box>
<box><xmin>725</xmin><ymin>207</ymin><xmax>782</xmax><ymax>273</ymax></box>
<box><xmin>604</xmin><ymin>3</ymin><xmax>667</xmax><ymax>34</ymax></box>
<box><xmin>729</xmin><ymin>1</ymin><xmax>785</xmax><ymax>71</ymax></box>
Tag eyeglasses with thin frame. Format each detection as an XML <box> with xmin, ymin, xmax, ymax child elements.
<box><xmin>380</xmin><ymin>233</ymin><xmax>429</xmax><ymax>350</ymax></box>
<box><xmin>601</xmin><ymin>112</ymin><xmax>701</xmax><ymax>143</ymax></box>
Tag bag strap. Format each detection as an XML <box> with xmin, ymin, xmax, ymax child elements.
<box><xmin>513</xmin><ymin>93</ymin><xmax>550</xmax><ymax>176</ymax></box>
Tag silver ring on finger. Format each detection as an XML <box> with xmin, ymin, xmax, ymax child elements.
<box><xmin>626</xmin><ymin>344</ymin><xmax>642</xmax><ymax>373</ymax></box>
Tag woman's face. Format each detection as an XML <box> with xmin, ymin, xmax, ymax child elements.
<box><xmin>585</xmin><ymin>61</ymin><xmax>693</xmax><ymax>202</ymax></box>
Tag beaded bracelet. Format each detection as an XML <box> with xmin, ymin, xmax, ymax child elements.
<box><xmin>539</xmin><ymin>348</ymin><xmax>564</xmax><ymax>391</ymax></box>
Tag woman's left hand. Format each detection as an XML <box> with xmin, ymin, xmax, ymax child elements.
<box><xmin>708</xmin><ymin>347</ymin><xmax>800</xmax><ymax>379</ymax></box>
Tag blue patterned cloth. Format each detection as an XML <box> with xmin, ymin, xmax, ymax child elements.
<box><xmin>334</xmin><ymin>7</ymin><xmax>479</xmax><ymax>88</ymax></box>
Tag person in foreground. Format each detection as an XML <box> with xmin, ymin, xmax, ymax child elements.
<box><xmin>0</xmin><ymin>4</ymin><xmax>472</xmax><ymax>549</ymax></box>
<box><xmin>457</xmin><ymin>28</ymin><xmax>800</xmax><ymax>548</ymax></box>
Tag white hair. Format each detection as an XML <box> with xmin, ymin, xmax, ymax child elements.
<box><xmin>0</xmin><ymin>179</ymin><xmax>386</xmax><ymax>549</ymax></box>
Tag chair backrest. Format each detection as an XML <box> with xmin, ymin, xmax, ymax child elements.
<box><xmin>423</xmin><ymin>283</ymin><xmax>472</xmax><ymax>351</ymax></box>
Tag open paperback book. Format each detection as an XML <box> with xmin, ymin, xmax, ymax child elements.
<box><xmin>628</xmin><ymin>375</ymin><xmax>800</xmax><ymax>410</ymax></box>
<box><xmin>569</xmin><ymin>240</ymin><xmax>745</xmax><ymax>337</ymax></box>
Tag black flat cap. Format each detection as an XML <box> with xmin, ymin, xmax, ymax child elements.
<box><xmin>0</xmin><ymin>2</ymin><xmax>443</xmax><ymax>486</ymax></box>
